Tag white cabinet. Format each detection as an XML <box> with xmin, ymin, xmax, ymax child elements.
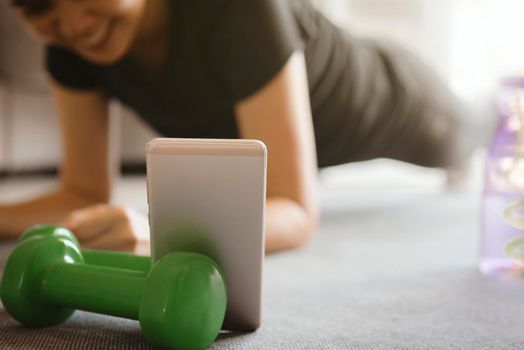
<box><xmin>0</xmin><ymin>1</ymin><xmax>57</xmax><ymax>172</ymax></box>
<box><xmin>0</xmin><ymin>88</ymin><xmax>157</xmax><ymax>172</ymax></box>
<box><xmin>9</xmin><ymin>92</ymin><xmax>61</xmax><ymax>170</ymax></box>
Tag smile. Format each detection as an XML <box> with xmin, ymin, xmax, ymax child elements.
<box><xmin>77</xmin><ymin>20</ymin><xmax>113</xmax><ymax>51</ymax></box>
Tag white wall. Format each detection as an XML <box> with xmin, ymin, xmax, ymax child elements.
<box><xmin>316</xmin><ymin>0</ymin><xmax>524</xmax><ymax>99</ymax></box>
<box><xmin>9</xmin><ymin>93</ymin><xmax>61</xmax><ymax>169</ymax></box>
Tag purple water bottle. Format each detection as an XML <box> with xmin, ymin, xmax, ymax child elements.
<box><xmin>480</xmin><ymin>77</ymin><xmax>524</xmax><ymax>275</ymax></box>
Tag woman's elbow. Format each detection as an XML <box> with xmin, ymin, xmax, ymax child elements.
<box><xmin>265</xmin><ymin>199</ymin><xmax>320</xmax><ymax>253</ymax></box>
<box><xmin>293</xmin><ymin>206</ymin><xmax>320</xmax><ymax>249</ymax></box>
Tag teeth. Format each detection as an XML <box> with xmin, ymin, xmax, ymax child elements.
<box><xmin>79</xmin><ymin>21</ymin><xmax>110</xmax><ymax>49</ymax></box>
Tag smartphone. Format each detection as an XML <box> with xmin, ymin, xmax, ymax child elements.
<box><xmin>146</xmin><ymin>138</ymin><xmax>267</xmax><ymax>331</ymax></box>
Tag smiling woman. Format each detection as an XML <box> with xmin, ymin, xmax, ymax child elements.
<box><xmin>1</xmin><ymin>0</ymin><xmax>478</xmax><ymax>253</ymax></box>
<box><xmin>11</xmin><ymin>0</ymin><xmax>161</xmax><ymax>65</ymax></box>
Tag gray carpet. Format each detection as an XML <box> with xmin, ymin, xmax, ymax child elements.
<box><xmin>1</xmin><ymin>166</ymin><xmax>524</xmax><ymax>349</ymax></box>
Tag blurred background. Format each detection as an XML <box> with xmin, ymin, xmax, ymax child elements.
<box><xmin>0</xmin><ymin>0</ymin><xmax>522</xmax><ymax>175</ymax></box>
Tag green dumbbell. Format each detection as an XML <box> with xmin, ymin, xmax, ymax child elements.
<box><xmin>18</xmin><ymin>225</ymin><xmax>152</xmax><ymax>272</ymax></box>
<box><xmin>1</xmin><ymin>226</ymin><xmax>227</xmax><ymax>350</ymax></box>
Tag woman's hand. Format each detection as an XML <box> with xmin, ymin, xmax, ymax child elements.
<box><xmin>59</xmin><ymin>204</ymin><xmax>150</xmax><ymax>253</ymax></box>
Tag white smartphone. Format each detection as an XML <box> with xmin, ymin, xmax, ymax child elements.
<box><xmin>146</xmin><ymin>138</ymin><xmax>267</xmax><ymax>331</ymax></box>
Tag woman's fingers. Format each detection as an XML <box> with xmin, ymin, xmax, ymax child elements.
<box><xmin>59</xmin><ymin>204</ymin><xmax>149</xmax><ymax>252</ymax></box>
<box><xmin>59</xmin><ymin>204</ymin><xmax>125</xmax><ymax>241</ymax></box>
<box><xmin>81</xmin><ymin>219</ymin><xmax>137</xmax><ymax>251</ymax></box>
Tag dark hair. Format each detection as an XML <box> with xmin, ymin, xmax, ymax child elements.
<box><xmin>10</xmin><ymin>0</ymin><xmax>54</xmax><ymax>16</ymax></box>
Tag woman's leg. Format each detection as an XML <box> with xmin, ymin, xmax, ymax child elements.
<box><xmin>355</xmin><ymin>39</ymin><xmax>479</xmax><ymax>169</ymax></box>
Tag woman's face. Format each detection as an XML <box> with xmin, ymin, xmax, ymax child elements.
<box><xmin>14</xmin><ymin>0</ymin><xmax>148</xmax><ymax>64</ymax></box>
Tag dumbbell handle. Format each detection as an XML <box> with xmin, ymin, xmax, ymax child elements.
<box><xmin>82</xmin><ymin>249</ymin><xmax>152</xmax><ymax>272</ymax></box>
<box><xmin>41</xmin><ymin>263</ymin><xmax>147</xmax><ymax>320</ymax></box>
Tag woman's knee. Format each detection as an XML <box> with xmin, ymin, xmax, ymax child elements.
<box><xmin>410</xmin><ymin>106</ymin><xmax>476</xmax><ymax>168</ymax></box>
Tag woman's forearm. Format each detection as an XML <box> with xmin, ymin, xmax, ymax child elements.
<box><xmin>264</xmin><ymin>197</ymin><xmax>319</xmax><ymax>253</ymax></box>
<box><xmin>0</xmin><ymin>187</ymin><xmax>106</xmax><ymax>239</ymax></box>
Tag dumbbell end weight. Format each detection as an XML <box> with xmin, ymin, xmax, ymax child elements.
<box><xmin>19</xmin><ymin>224</ymin><xmax>80</xmax><ymax>247</ymax></box>
<box><xmin>140</xmin><ymin>252</ymin><xmax>228</xmax><ymax>350</ymax></box>
<box><xmin>1</xmin><ymin>234</ymin><xmax>84</xmax><ymax>327</ymax></box>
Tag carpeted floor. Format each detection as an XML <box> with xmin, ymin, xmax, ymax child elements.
<box><xmin>1</xmin><ymin>158</ymin><xmax>524</xmax><ymax>349</ymax></box>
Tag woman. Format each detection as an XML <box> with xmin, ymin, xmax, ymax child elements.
<box><xmin>0</xmin><ymin>0</ymin><xmax>473</xmax><ymax>253</ymax></box>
